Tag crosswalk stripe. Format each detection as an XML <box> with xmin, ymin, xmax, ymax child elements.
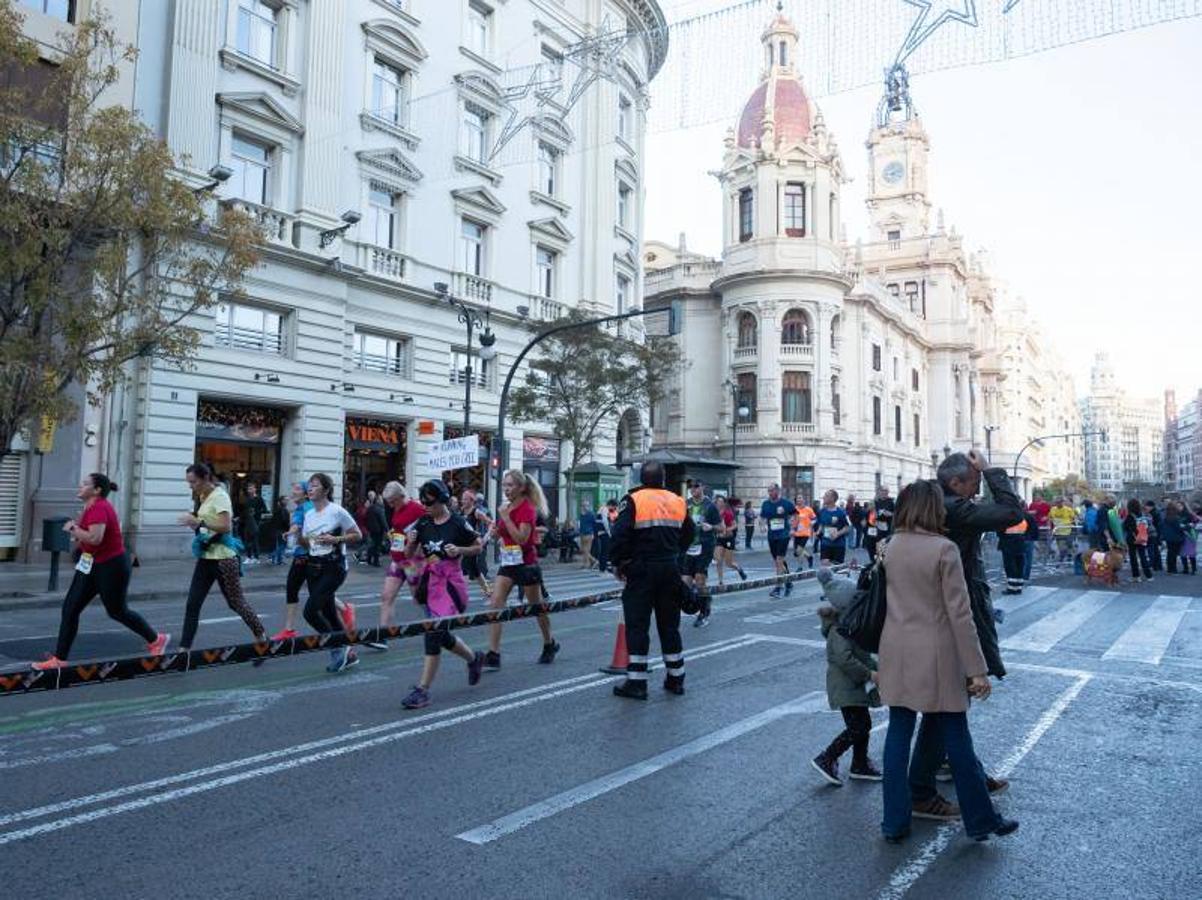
<box><xmin>992</xmin><ymin>585</ymin><xmax>1058</xmax><ymax>615</ymax></box>
<box><xmin>1000</xmin><ymin>590</ymin><xmax>1113</xmax><ymax>653</ymax></box>
<box><xmin>1101</xmin><ymin>595</ymin><xmax>1192</xmax><ymax>665</ymax></box>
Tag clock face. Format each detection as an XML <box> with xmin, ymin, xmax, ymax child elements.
<box><xmin>882</xmin><ymin>161</ymin><xmax>905</xmax><ymax>185</ymax></box>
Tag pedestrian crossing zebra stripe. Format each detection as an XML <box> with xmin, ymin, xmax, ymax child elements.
<box><xmin>1000</xmin><ymin>590</ymin><xmax>1115</xmax><ymax>653</ymax></box>
<box><xmin>1101</xmin><ymin>595</ymin><xmax>1192</xmax><ymax>665</ymax></box>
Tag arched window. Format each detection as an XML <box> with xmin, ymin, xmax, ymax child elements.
<box><xmin>781</xmin><ymin>308</ymin><xmax>812</xmax><ymax>345</ymax></box>
<box><xmin>830</xmin><ymin>314</ymin><xmax>840</xmax><ymax>350</ymax></box>
<box><xmin>737</xmin><ymin>311</ymin><xmax>758</xmax><ymax>349</ymax></box>
<box><xmin>736</xmin><ymin>372</ymin><xmax>757</xmax><ymax>423</ymax></box>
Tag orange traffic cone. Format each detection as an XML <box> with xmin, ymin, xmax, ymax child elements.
<box><xmin>600</xmin><ymin>607</ymin><xmax>629</xmax><ymax>674</ymax></box>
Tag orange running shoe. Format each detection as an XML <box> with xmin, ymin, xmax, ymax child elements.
<box><xmin>271</xmin><ymin>628</ymin><xmax>299</xmax><ymax>640</ymax></box>
<box><xmin>338</xmin><ymin>601</ymin><xmax>356</xmax><ymax>632</ymax></box>
<box><xmin>31</xmin><ymin>654</ymin><xmax>66</xmax><ymax>671</ymax></box>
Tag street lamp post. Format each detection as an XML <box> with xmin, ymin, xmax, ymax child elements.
<box><xmin>434</xmin><ymin>282</ymin><xmax>496</xmax><ymax>436</ymax></box>
<box><xmin>1012</xmin><ymin>430</ymin><xmax>1106</xmax><ymax>480</ymax></box>
<box><xmin>492</xmin><ymin>304</ymin><xmax>681</xmax><ymax>510</ymax></box>
<box><xmin>983</xmin><ymin>424</ymin><xmax>1000</xmax><ymax>460</ymax></box>
<box><xmin>722</xmin><ymin>378</ymin><xmax>750</xmax><ymax>461</ymax></box>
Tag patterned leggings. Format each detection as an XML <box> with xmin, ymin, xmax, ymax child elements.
<box><xmin>180</xmin><ymin>557</ymin><xmax>264</xmax><ymax>649</ymax></box>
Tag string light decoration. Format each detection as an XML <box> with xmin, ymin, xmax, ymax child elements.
<box><xmin>389</xmin><ymin>0</ymin><xmax>1199</xmax><ymax>179</ymax></box>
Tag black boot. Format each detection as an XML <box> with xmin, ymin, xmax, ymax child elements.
<box><xmin>613</xmin><ymin>679</ymin><xmax>648</xmax><ymax>700</ymax></box>
<box><xmin>663</xmin><ymin>672</ymin><xmax>685</xmax><ymax>695</ymax></box>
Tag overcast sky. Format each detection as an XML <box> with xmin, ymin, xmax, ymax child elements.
<box><xmin>644</xmin><ymin>1</ymin><xmax>1202</xmax><ymax>405</ymax></box>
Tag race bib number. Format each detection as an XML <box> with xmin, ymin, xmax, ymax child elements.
<box><xmin>500</xmin><ymin>544</ymin><xmax>523</xmax><ymax>566</ymax></box>
<box><xmin>867</xmin><ymin>526</ymin><xmax>878</xmax><ymax>537</ymax></box>
<box><xmin>75</xmin><ymin>552</ymin><xmax>94</xmax><ymax>574</ymax></box>
<box><xmin>824</xmin><ymin>526</ymin><xmax>838</xmax><ymax>540</ymax></box>
<box><xmin>686</xmin><ymin>543</ymin><xmax>703</xmax><ymax>557</ymax></box>
<box><xmin>769</xmin><ymin>518</ymin><xmax>786</xmax><ymax>532</ymax></box>
<box><xmin>389</xmin><ymin>532</ymin><xmax>406</xmax><ymax>553</ymax></box>
<box><xmin>309</xmin><ymin>537</ymin><xmax>334</xmax><ymax>557</ymax></box>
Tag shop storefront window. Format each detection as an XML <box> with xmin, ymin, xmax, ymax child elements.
<box><xmin>194</xmin><ymin>400</ymin><xmax>285</xmax><ymax>526</ymax></box>
<box><xmin>344</xmin><ymin>417</ymin><xmax>408</xmax><ymax>508</ymax></box>
<box><xmin>523</xmin><ymin>435</ymin><xmax>560</xmax><ymax>521</ymax></box>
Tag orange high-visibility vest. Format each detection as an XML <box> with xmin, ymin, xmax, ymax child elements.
<box><xmin>1005</xmin><ymin>519</ymin><xmax>1029</xmax><ymax>535</ymax></box>
<box><xmin>631</xmin><ymin>489</ymin><xmax>686</xmax><ymax>529</ymax></box>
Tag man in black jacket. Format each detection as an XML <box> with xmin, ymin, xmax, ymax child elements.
<box><xmin>907</xmin><ymin>450</ymin><xmax>1024</xmax><ymax>820</ymax></box>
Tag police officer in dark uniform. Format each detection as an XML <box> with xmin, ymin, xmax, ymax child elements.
<box><xmin>608</xmin><ymin>461</ymin><xmax>695</xmax><ymax>700</ymax></box>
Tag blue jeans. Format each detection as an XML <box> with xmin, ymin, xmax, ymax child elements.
<box><xmin>271</xmin><ymin>537</ymin><xmax>286</xmax><ymax>565</ymax></box>
<box><xmin>883</xmin><ymin>708</ymin><xmax>1002</xmax><ymax>838</ymax></box>
<box><xmin>1021</xmin><ymin>542</ymin><xmax>1034</xmax><ymax>580</ymax></box>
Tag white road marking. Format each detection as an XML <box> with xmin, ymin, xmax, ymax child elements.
<box><xmin>455</xmin><ymin>690</ymin><xmax>829</xmax><ymax>844</ymax></box>
<box><xmin>0</xmin><ymin>635</ymin><xmax>765</xmax><ymax>840</ymax></box>
<box><xmin>1000</xmin><ymin>590</ymin><xmax>1113</xmax><ymax>653</ymax></box>
<box><xmin>992</xmin><ymin>585</ymin><xmax>1058</xmax><ymax>615</ymax></box>
<box><xmin>874</xmin><ymin>673</ymin><xmax>1092</xmax><ymax>900</ymax></box>
<box><xmin>1101</xmin><ymin>595</ymin><xmax>1191</xmax><ymax>665</ymax></box>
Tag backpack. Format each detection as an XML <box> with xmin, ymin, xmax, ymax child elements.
<box><xmin>1134</xmin><ymin>516</ymin><xmax>1150</xmax><ymax>547</ymax></box>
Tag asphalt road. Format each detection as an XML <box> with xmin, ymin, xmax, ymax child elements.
<box><xmin>1</xmin><ymin>563</ymin><xmax>1200</xmax><ymax>899</ymax></box>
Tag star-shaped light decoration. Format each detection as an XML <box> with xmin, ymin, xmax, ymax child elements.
<box><xmin>894</xmin><ymin>0</ymin><xmax>1026</xmax><ymax>64</ymax></box>
<box><xmin>491</xmin><ymin>64</ymin><xmax>561</xmax><ymax>162</ymax></box>
<box><xmin>895</xmin><ymin>0</ymin><xmax>978</xmax><ymax>64</ymax></box>
<box><xmin>487</xmin><ymin>15</ymin><xmax>629</xmax><ymax>163</ymax></box>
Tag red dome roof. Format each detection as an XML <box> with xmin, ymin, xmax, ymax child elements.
<box><xmin>737</xmin><ymin>77</ymin><xmax>812</xmax><ymax>149</ymax></box>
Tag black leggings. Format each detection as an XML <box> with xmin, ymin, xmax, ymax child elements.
<box><xmin>1167</xmin><ymin>541</ymin><xmax>1184</xmax><ymax>574</ymax></box>
<box><xmin>1127</xmin><ymin>540</ymin><xmax>1151</xmax><ymax>579</ymax></box>
<box><xmin>181</xmin><ymin>557</ymin><xmax>264</xmax><ymax>648</ymax></box>
<box><xmin>54</xmin><ymin>553</ymin><xmax>155</xmax><ymax>659</ymax></box>
<box><xmin>285</xmin><ymin>557</ymin><xmax>308</xmax><ymax>604</ymax></box>
<box><xmin>304</xmin><ymin>560</ymin><xmax>347</xmax><ymax>634</ymax></box>
<box><xmin>424</xmin><ymin>621</ymin><xmax>457</xmax><ymax>656</ymax></box>
<box><xmin>821</xmin><ymin>705</ymin><xmax>872</xmax><ymax>767</ymax></box>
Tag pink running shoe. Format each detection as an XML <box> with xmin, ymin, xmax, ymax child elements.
<box><xmin>31</xmin><ymin>654</ymin><xmax>66</xmax><ymax>671</ymax></box>
<box><xmin>147</xmin><ymin>633</ymin><xmax>171</xmax><ymax>656</ymax></box>
<box><xmin>271</xmin><ymin>628</ymin><xmax>299</xmax><ymax>641</ymax></box>
<box><xmin>338</xmin><ymin>601</ymin><xmax>357</xmax><ymax>632</ymax></box>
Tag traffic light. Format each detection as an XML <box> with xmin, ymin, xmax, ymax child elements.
<box><xmin>490</xmin><ymin>438</ymin><xmax>510</xmax><ymax>470</ymax></box>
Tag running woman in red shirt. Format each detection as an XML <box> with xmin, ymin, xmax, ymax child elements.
<box><xmin>33</xmin><ymin>473</ymin><xmax>169</xmax><ymax>669</ymax></box>
<box><xmin>484</xmin><ymin>469</ymin><xmax>559</xmax><ymax>669</ymax></box>
<box><xmin>364</xmin><ymin>481</ymin><xmax>426</xmax><ymax>651</ymax></box>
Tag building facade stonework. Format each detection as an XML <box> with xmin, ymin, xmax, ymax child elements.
<box><xmin>10</xmin><ymin>0</ymin><xmax>667</xmax><ymax>560</ymax></box>
<box><xmin>644</xmin><ymin>11</ymin><xmax>1076</xmax><ymax>503</ymax></box>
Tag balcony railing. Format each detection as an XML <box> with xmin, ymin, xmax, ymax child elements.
<box><xmin>736</xmin><ymin>423</ymin><xmax>757</xmax><ymax>434</ymax></box>
<box><xmin>780</xmin><ymin>342</ymin><xmax>814</xmax><ymax>359</ymax></box>
<box><xmin>782</xmin><ymin>422</ymin><xmax>816</xmax><ymax>435</ymax></box>
<box><xmin>355</xmin><ymin>243</ymin><xmax>407</xmax><ymax>281</ymax></box>
<box><xmin>530</xmin><ymin>295</ymin><xmax>566</xmax><ymax>320</ymax></box>
<box><xmin>733</xmin><ymin>345</ymin><xmax>757</xmax><ymax>360</ymax></box>
<box><xmin>454</xmin><ymin>271</ymin><xmax>494</xmax><ymax>304</ymax></box>
<box><xmin>221</xmin><ymin>199</ymin><xmax>293</xmax><ymax>246</ymax></box>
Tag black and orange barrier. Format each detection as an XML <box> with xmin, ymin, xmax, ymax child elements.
<box><xmin>0</xmin><ymin>567</ymin><xmax>836</xmax><ymax>696</ymax></box>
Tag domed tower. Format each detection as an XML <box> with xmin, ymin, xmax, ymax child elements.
<box><xmin>717</xmin><ymin>3</ymin><xmax>846</xmax><ymax>274</ymax></box>
<box><xmin>712</xmin><ymin>4</ymin><xmax>852</xmax><ymax>503</ymax></box>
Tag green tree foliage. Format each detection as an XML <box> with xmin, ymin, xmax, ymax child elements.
<box><xmin>0</xmin><ymin>2</ymin><xmax>261</xmax><ymax>453</ymax></box>
<box><xmin>507</xmin><ymin>312</ymin><xmax>685</xmax><ymax>511</ymax></box>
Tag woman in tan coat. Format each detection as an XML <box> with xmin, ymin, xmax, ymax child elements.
<box><xmin>878</xmin><ymin>479</ymin><xmax>1018</xmax><ymax>844</ymax></box>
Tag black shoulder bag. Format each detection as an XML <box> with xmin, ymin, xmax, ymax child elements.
<box><xmin>836</xmin><ymin>560</ymin><xmax>887</xmax><ymax>653</ymax></box>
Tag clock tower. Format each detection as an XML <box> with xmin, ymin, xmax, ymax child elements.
<box><xmin>865</xmin><ymin>65</ymin><xmax>931</xmax><ymax>240</ymax></box>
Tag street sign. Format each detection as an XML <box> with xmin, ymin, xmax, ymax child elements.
<box><xmin>429</xmin><ymin>435</ymin><xmax>480</xmax><ymax>470</ymax></box>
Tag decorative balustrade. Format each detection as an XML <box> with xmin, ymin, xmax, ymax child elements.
<box><xmin>221</xmin><ymin>199</ymin><xmax>293</xmax><ymax>246</ymax></box>
<box><xmin>780</xmin><ymin>342</ymin><xmax>814</xmax><ymax>359</ymax></box>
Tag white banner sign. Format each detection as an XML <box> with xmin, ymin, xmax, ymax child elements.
<box><xmin>428</xmin><ymin>435</ymin><xmax>480</xmax><ymax>471</ymax></box>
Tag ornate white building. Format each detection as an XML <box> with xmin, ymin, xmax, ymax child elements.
<box><xmin>10</xmin><ymin>0</ymin><xmax>668</xmax><ymax>560</ymax></box>
<box><xmin>1081</xmin><ymin>354</ymin><xmax>1163</xmax><ymax>494</ymax></box>
<box><xmin>644</xmin><ymin>10</ymin><xmax>1074</xmax><ymax>502</ymax></box>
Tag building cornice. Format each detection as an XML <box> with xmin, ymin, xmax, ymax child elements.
<box><xmin>711</xmin><ymin>268</ymin><xmax>853</xmax><ymax>294</ymax></box>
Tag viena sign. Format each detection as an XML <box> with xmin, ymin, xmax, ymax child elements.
<box><xmin>428</xmin><ymin>435</ymin><xmax>480</xmax><ymax>471</ymax></box>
